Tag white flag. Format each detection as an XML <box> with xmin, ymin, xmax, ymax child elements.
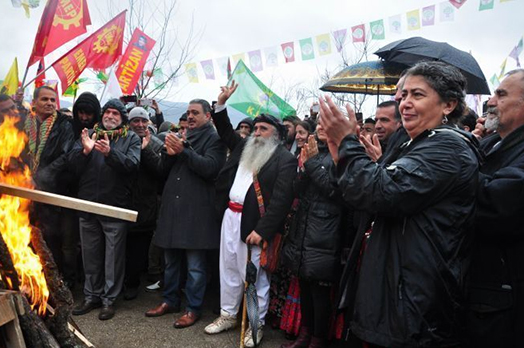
<box><xmin>389</xmin><ymin>14</ymin><xmax>402</xmax><ymax>34</ymax></box>
<box><xmin>440</xmin><ymin>1</ymin><xmax>455</xmax><ymax>22</ymax></box>
<box><xmin>264</xmin><ymin>46</ymin><xmax>279</xmax><ymax>68</ymax></box>
<box><xmin>100</xmin><ymin>70</ymin><xmax>123</xmax><ymax>107</ymax></box>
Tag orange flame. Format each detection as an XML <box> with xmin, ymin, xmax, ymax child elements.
<box><xmin>0</xmin><ymin>115</ymin><xmax>49</xmax><ymax>315</ymax></box>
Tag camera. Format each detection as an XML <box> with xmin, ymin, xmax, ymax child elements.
<box><xmin>140</xmin><ymin>98</ymin><xmax>153</xmax><ymax>107</ymax></box>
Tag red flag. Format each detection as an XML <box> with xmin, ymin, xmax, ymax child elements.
<box><xmin>281</xmin><ymin>42</ymin><xmax>295</xmax><ymax>63</ymax></box>
<box><xmin>35</xmin><ymin>59</ymin><xmax>46</xmax><ymax>88</ymax></box>
<box><xmin>351</xmin><ymin>24</ymin><xmax>366</xmax><ymax>43</ymax></box>
<box><xmin>227</xmin><ymin>58</ymin><xmax>232</xmax><ymax>80</ymax></box>
<box><xmin>28</xmin><ymin>0</ymin><xmax>92</xmax><ymax>68</ymax></box>
<box><xmin>52</xmin><ymin>11</ymin><xmax>126</xmax><ymax>93</ymax></box>
<box><xmin>449</xmin><ymin>0</ymin><xmax>467</xmax><ymax>9</ymax></box>
<box><xmin>115</xmin><ymin>28</ymin><xmax>156</xmax><ymax>95</ymax></box>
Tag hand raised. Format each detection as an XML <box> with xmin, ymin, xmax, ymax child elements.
<box><xmin>142</xmin><ymin>128</ymin><xmax>151</xmax><ymax>149</ymax></box>
<box><xmin>94</xmin><ymin>133</ymin><xmax>111</xmax><ymax>156</ymax></box>
<box><xmin>360</xmin><ymin>133</ymin><xmax>382</xmax><ymax>162</ymax></box>
<box><xmin>81</xmin><ymin>128</ymin><xmax>96</xmax><ymax>155</ymax></box>
<box><xmin>217</xmin><ymin>80</ymin><xmax>238</xmax><ymax>105</ymax></box>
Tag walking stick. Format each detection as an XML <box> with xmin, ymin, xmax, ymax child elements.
<box><xmin>240</xmin><ymin>245</ymin><xmax>251</xmax><ymax>348</ymax></box>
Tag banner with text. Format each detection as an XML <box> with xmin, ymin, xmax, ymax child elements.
<box><xmin>116</xmin><ymin>28</ymin><xmax>156</xmax><ymax>95</ymax></box>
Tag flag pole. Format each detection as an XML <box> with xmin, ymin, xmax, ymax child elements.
<box><xmin>100</xmin><ymin>64</ymin><xmax>116</xmax><ymax>102</ymax></box>
<box><xmin>22</xmin><ymin>64</ymin><xmax>54</xmax><ymax>90</ymax></box>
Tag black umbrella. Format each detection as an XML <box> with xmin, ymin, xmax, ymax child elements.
<box><xmin>241</xmin><ymin>246</ymin><xmax>260</xmax><ymax>347</ymax></box>
<box><xmin>374</xmin><ymin>36</ymin><xmax>490</xmax><ymax>94</ymax></box>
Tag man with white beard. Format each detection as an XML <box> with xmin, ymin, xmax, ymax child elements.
<box><xmin>205</xmin><ymin>83</ymin><xmax>297</xmax><ymax>347</ymax></box>
<box><xmin>467</xmin><ymin>69</ymin><xmax>524</xmax><ymax>348</ymax></box>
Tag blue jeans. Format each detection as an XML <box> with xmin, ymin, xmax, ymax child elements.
<box><xmin>163</xmin><ymin>249</ymin><xmax>207</xmax><ymax>314</ymax></box>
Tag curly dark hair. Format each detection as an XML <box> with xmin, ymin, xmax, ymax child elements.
<box><xmin>404</xmin><ymin>61</ymin><xmax>466</xmax><ymax>121</ymax></box>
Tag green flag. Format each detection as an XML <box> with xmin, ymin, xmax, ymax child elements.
<box><xmin>63</xmin><ymin>78</ymin><xmax>88</xmax><ymax>97</ymax></box>
<box><xmin>370</xmin><ymin>19</ymin><xmax>386</xmax><ymax>40</ymax></box>
<box><xmin>479</xmin><ymin>0</ymin><xmax>494</xmax><ymax>11</ymax></box>
<box><xmin>227</xmin><ymin>60</ymin><xmax>296</xmax><ymax>119</ymax></box>
<box><xmin>299</xmin><ymin>38</ymin><xmax>315</xmax><ymax>60</ymax></box>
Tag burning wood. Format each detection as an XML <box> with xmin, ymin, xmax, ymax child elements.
<box><xmin>0</xmin><ymin>116</ymin><xmax>93</xmax><ymax>348</ymax></box>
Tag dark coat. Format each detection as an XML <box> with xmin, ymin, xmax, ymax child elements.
<box><xmin>335</xmin><ymin>127</ymin><xmax>479</xmax><ymax>348</ymax></box>
<box><xmin>213</xmin><ymin>108</ymin><xmax>297</xmax><ymax>242</ymax></box>
<box><xmin>68</xmin><ymin>129</ymin><xmax>141</xmax><ymax>219</ymax></box>
<box><xmin>129</xmin><ymin>136</ymin><xmax>164</xmax><ymax>233</ymax></box>
<box><xmin>31</xmin><ymin>111</ymin><xmax>75</xmax><ymax>194</ymax></box>
<box><xmin>154</xmin><ymin>122</ymin><xmax>227</xmax><ymax>249</ymax></box>
<box><xmin>467</xmin><ymin>126</ymin><xmax>524</xmax><ymax>348</ymax></box>
<box><xmin>281</xmin><ymin>144</ymin><xmax>344</xmax><ymax>282</ymax></box>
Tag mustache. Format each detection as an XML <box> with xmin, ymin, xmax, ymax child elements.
<box><xmin>486</xmin><ymin>107</ymin><xmax>499</xmax><ymax>116</ymax></box>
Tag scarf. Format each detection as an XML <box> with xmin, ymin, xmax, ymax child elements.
<box><xmin>186</xmin><ymin>122</ymin><xmax>214</xmax><ymax>152</ymax></box>
<box><xmin>24</xmin><ymin>112</ymin><xmax>58</xmax><ymax>171</ymax></box>
<box><xmin>93</xmin><ymin>123</ymin><xmax>129</xmax><ymax>141</ymax></box>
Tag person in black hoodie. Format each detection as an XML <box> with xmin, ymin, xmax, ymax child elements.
<box><xmin>69</xmin><ymin>99</ymin><xmax>141</xmax><ymax>321</ymax></box>
<box><xmin>71</xmin><ymin>92</ymin><xmax>101</xmax><ymax>139</ymax></box>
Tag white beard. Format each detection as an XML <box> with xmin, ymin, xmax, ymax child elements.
<box><xmin>239</xmin><ymin>134</ymin><xmax>279</xmax><ymax>173</ymax></box>
<box><xmin>485</xmin><ymin>107</ymin><xmax>500</xmax><ymax>132</ymax></box>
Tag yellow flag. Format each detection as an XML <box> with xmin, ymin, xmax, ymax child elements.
<box><xmin>232</xmin><ymin>53</ymin><xmax>246</xmax><ymax>67</ymax></box>
<box><xmin>499</xmin><ymin>58</ymin><xmax>507</xmax><ymax>79</ymax></box>
<box><xmin>2</xmin><ymin>58</ymin><xmax>19</xmax><ymax>96</ymax></box>
<box><xmin>185</xmin><ymin>63</ymin><xmax>199</xmax><ymax>83</ymax></box>
<box><xmin>407</xmin><ymin>9</ymin><xmax>421</xmax><ymax>31</ymax></box>
<box><xmin>316</xmin><ymin>33</ymin><xmax>332</xmax><ymax>56</ymax></box>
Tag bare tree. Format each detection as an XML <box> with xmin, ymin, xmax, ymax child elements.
<box><xmin>97</xmin><ymin>0</ymin><xmax>202</xmax><ymax>100</ymax></box>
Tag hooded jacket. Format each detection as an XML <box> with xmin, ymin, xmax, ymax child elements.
<box><xmin>72</xmin><ymin>92</ymin><xmax>101</xmax><ymax>139</ymax></box>
<box><xmin>336</xmin><ymin>126</ymin><xmax>480</xmax><ymax>348</ymax></box>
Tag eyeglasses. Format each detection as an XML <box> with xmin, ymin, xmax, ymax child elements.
<box><xmin>0</xmin><ymin>104</ymin><xmax>16</xmax><ymax>115</ymax></box>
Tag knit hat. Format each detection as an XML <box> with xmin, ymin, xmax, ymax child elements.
<box><xmin>129</xmin><ymin>107</ymin><xmax>150</xmax><ymax>121</ymax></box>
<box><xmin>235</xmin><ymin>117</ymin><xmax>254</xmax><ymax>132</ymax></box>
<box><xmin>253</xmin><ymin>113</ymin><xmax>287</xmax><ymax>141</ymax></box>
<box><xmin>102</xmin><ymin>99</ymin><xmax>128</xmax><ymax>123</ymax></box>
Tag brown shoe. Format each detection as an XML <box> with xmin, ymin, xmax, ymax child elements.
<box><xmin>174</xmin><ymin>311</ymin><xmax>199</xmax><ymax>329</ymax></box>
<box><xmin>145</xmin><ymin>302</ymin><xmax>180</xmax><ymax>317</ymax></box>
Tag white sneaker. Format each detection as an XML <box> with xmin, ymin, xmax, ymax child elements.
<box><xmin>244</xmin><ymin>325</ymin><xmax>263</xmax><ymax>347</ymax></box>
<box><xmin>145</xmin><ymin>281</ymin><xmax>161</xmax><ymax>292</ymax></box>
<box><xmin>204</xmin><ymin>310</ymin><xmax>237</xmax><ymax>334</ymax></box>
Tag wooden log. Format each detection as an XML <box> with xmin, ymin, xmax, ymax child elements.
<box><xmin>0</xmin><ymin>232</ymin><xmax>20</xmax><ymax>291</ymax></box>
<box><xmin>31</xmin><ymin>227</ymin><xmax>86</xmax><ymax>348</ymax></box>
<box><xmin>0</xmin><ymin>183</ymin><xmax>137</xmax><ymax>222</ymax></box>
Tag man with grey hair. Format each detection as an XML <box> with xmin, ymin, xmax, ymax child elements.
<box><xmin>467</xmin><ymin>69</ymin><xmax>524</xmax><ymax>348</ymax></box>
<box><xmin>204</xmin><ymin>82</ymin><xmax>296</xmax><ymax>347</ymax></box>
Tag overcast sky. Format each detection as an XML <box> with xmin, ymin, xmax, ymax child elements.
<box><xmin>1</xmin><ymin>0</ymin><xmax>523</xmax><ymax>117</ymax></box>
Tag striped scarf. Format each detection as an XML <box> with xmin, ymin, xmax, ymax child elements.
<box><xmin>24</xmin><ymin>112</ymin><xmax>58</xmax><ymax>171</ymax></box>
<box><xmin>93</xmin><ymin>123</ymin><xmax>129</xmax><ymax>142</ymax></box>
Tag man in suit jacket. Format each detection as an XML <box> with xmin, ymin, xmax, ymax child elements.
<box><xmin>204</xmin><ymin>83</ymin><xmax>297</xmax><ymax>347</ymax></box>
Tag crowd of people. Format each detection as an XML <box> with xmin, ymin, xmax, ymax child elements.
<box><xmin>0</xmin><ymin>60</ymin><xmax>523</xmax><ymax>348</ymax></box>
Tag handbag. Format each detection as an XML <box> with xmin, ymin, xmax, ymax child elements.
<box><xmin>253</xmin><ymin>173</ymin><xmax>283</xmax><ymax>273</ymax></box>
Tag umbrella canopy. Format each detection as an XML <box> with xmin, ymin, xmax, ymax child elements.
<box><xmin>245</xmin><ymin>247</ymin><xmax>260</xmax><ymax>346</ymax></box>
<box><xmin>374</xmin><ymin>36</ymin><xmax>490</xmax><ymax>94</ymax></box>
<box><xmin>320</xmin><ymin>60</ymin><xmax>406</xmax><ymax>95</ymax></box>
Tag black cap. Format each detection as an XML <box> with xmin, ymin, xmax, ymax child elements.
<box><xmin>253</xmin><ymin>113</ymin><xmax>286</xmax><ymax>141</ymax></box>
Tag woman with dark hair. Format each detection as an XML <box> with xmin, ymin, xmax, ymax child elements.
<box><xmin>294</xmin><ymin>120</ymin><xmax>313</xmax><ymax>155</ymax></box>
<box><xmin>280</xmin><ymin>121</ymin><xmax>346</xmax><ymax>348</ymax></box>
<box><xmin>268</xmin><ymin>120</ymin><xmax>314</xmax><ymax>335</ymax></box>
<box><xmin>320</xmin><ymin>61</ymin><xmax>480</xmax><ymax>348</ymax></box>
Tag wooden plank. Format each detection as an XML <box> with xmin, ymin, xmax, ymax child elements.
<box><xmin>0</xmin><ymin>292</ymin><xmax>26</xmax><ymax>348</ymax></box>
<box><xmin>0</xmin><ymin>183</ymin><xmax>137</xmax><ymax>222</ymax></box>
<box><xmin>0</xmin><ymin>294</ymin><xmax>15</xmax><ymax>326</ymax></box>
